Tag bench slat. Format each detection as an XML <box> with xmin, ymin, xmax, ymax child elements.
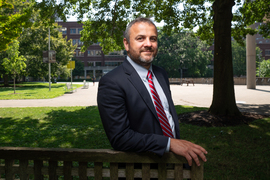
<box><xmin>191</xmin><ymin>161</ymin><xmax>204</xmax><ymax>180</ymax></box>
<box><xmin>49</xmin><ymin>160</ymin><xmax>58</xmax><ymax>180</ymax></box>
<box><xmin>126</xmin><ymin>163</ymin><xmax>134</xmax><ymax>180</ymax></box>
<box><xmin>79</xmin><ymin>162</ymin><xmax>87</xmax><ymax>180</ymax></box>
<box><xmin>5</xmin><ymin>159</ymin><xmax>14</xmax><ymax>180</ymax></box>
<box><xmin>110</xmin><ymin>162</ymin><xmax>118</xmax><ymax>180</ymax></box>
<box><xmin>34</xmin><ymin>160</ymin><xmax>43</xmax><ymax>180</ymax></box>
<box><xmin>174</xmin><ymin>163</ymin><xmax>183</xmax><ymax>180</ymax></box>
<box><xmin>94</xmin><ymin>162</ymin><xmax>102</xmax><ymax>180</ymax></box>
<box><xmin>19</xmin><ymin>160</ymin><xmax>28</xmax><ymax>180</ymax></box>
<box><xmin>158</xmin><ymin>163</ymin><xmax>166</xmax><ymax>180</ymax></box>
<box><xmin>64</xmin><ymin>161</ymin><xmax>72</xmax><ymax>180</ymax></box>
<box><xmin>142</xmin><ymin>163</ymin><xmax>150</xmax><ymax>180</ymax></box>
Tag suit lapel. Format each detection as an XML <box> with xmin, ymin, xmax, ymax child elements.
<box><xmin>122</xmin><ymin>59</ymin><xmax>159</xmax><ymax>121</ymax></box>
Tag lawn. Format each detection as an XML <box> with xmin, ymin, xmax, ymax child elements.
<box><xmin>0</xmin><ymin>82</ymin><xmax>82</xmax><ymax>99</ymax></box>
<box><xmin>0</xmin><ymin>105</ymin><xmax>269</xmax><ymax>179</ymax></box>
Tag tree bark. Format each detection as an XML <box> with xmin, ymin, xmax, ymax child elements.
<box><xmin>13</xmin><ymin>77</ymin><xmax>16</xmax><ymax>94</ymax></box>
<box><xmin>209</xmin><ymin>0</ymin><xmax>241</xmax><ymax>116</ymax></box>
<box><xmin>3</xmin><ymin>74</ymin><xmax>9</xmax><ymax>87</ymax></box>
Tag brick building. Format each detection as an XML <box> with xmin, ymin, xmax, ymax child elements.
<box><xmin>255</xmin><ymin>23</ymin><xmax>270</xmax><ymax>60</ymax></box>
<box><xmin>57</xmin><ymin>21</ymin><xmax>125</xmax><ymax>80</ymax></box>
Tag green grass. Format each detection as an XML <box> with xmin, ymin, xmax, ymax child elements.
<box><xmin>0</xmin><ymin>105</ymin><xmax>269</xmax><ymax>179</ymax></box>
<box><xmin>0</xmin><ymin>82</ymin><xmax>83</xmax><ymax>99</ymax></box>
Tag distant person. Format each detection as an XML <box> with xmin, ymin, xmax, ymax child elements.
<box><xmin>97</xmin><ymin>17</ymin><xmax>207</xmax><ymax>166</ymax></box>
<box><xmin>92</xmin><ymin>76</ymin><xmax>96</xmax><ymax>86</ymax></box>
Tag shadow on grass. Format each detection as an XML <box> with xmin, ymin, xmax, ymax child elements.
<box><xmin>0</xmin><ymin>106</ymin><xmax>110</xmax><ymax>150</ymax></box>
<box><xmin>237</xmin><ymin>103</ymin><xmax>270</xmax><ymax>115</ymax></box>
<box><xmin>180</xmin><ymin>117</ymin><xmax>270</xmax><ymax>179</ymax></box>
<box><xmin>0</xmin><ymin>105</ymin><xmax>269</xmax><ymax>179</ymax></box>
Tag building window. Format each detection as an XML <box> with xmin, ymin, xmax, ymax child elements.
<box><xmin>265</xmin><ymin>49</ymin><xmax>270</xmax><ymax>56</ymax></box>
<box><xmin>87</xmin><ymin>50</ymin><xmax>94</xmax><ymax>56</ymax></box>
<box><xmin>62</xmin><ymin>28</ymin><xmax>67</xmax><ymax>34</ymax></box>
<box><xmin>70</xmin><ymin>28</ymin><xmax>76</xmax><ymax>34</ymax></box>
<box><xmin>72</xmin><ymin>39</ymin><xmax>77</xmax><ymax>45</ymax></box>
<box><xmin>96</xmin><ymin>62</ymin><xmax>102</xmax><ymax>66</ymax></box>
<box><xmin>87</xmin><ymin>62</ymin><xmax>94</xmax><ymax>66</ymax></box>
<box><xmin>78</xmin><ymin>28</ymin><xmax>83</xmax><ymax>34</ymax></box>
<box><xmin>96</xmin><ymin>50</ymin><xmax>102</xmax><ymax>55</ymax></box>
<box><xmin>107</xmin><ymin>50</ymin><xmax>124</xmax><ymax>56</ymax></box>
<box><xmin>105</xmin><ymin>62</ymin><xmax>122</xmax><ymax>66</ymax></box>
<box><xmin>78</xmin><ymin>39</ymin><xmax>83</xmax><ymax>46</ymax></box>
<box><xmin>77</xmin><ymin>51</ymin><xmax>84</xmax><ymax>57</ymax></box>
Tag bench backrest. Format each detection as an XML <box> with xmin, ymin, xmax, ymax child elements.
<box><xmin>66</xmin><ymin>83</ymin><xmax>72</xmax><ymax>89</ymax></box>
<box><xmin>0</xmin><ymin>147</ymin><xmax>203</xmax><ymax>180</ymax></box>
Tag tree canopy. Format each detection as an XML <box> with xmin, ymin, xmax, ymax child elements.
<box><xmin>47</xmin><ymin>0</ymin><xmax>270</xmax><ymax>53</ymax></box>
<box><xmin>0</xmin><ymin>0</ymin><xmax>33</xmax><ymax>52</ymax></box>
<box><xmin>154</xmin><ymin>31</ymin><xmax>213</xmax><ymax>78</ymax></box>
<box><xmin>257</xmin><ymin>59</ymin><xmax>270</xmax><ymax>77</ymax></box>
<box><xmin>18</xmin><ymin>22</ymin><xmax>76</xmax><ymax>80</ymax></box>
<box><xmin>2</xmin><ymin>40</ymin><xmax>26</xmax><ymax>93</ymax></box>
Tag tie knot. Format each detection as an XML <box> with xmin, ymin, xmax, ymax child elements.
<box><xmin>147</xmin><ymin>70</ymin><xmax>152</xmax><ymax>80</ymax></box>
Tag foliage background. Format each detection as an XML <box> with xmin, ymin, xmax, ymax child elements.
<box><xmin>154</xmin><ymin>31</ymin><xmax>213</xmax><ymax>78</ymax></box>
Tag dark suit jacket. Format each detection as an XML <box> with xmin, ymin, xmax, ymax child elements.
<box><xmin>97</xmin><ymin>59</ymin><xmax>180</xmax><ymax>156</ymax></box>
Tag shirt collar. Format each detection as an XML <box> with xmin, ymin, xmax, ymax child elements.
<box><xmin>126</xmin><ymin>56</ymin><xmax>153</xmax><ymax>80</ymax></box>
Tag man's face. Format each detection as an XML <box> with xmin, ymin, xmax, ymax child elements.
<box><xmin>123</xmin><ymin>22</ymin><xmax>158</xmax><ymax>69</ymax></box>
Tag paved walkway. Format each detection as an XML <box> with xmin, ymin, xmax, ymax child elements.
<box><xmin>0</xmin><ymin>83</ymin><xmax>269</xmax><ymax>115</ymax></box>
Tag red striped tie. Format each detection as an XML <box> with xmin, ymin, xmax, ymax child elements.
<box><xmin>147</xmin><ymin>70</ymin><xmax>174</xmax><ymax>138</ymax></box>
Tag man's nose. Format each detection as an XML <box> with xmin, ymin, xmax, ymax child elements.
<box><xmin>144</xmin><ymin>38</ymin><xmax>152</xmax><ymax>47</ymax></box>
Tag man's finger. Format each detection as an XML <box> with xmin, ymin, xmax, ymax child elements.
<box><xmin>185</xmin><ymin>154</ymin><xmax>193</xmax><ymax>166</ymax></box>
<box><xmin>189</xmin><ymin>151</ymin><xmax>200</xmax><ymax>166</ymax></box>
<box><xmin>192</xmin><ymin>147</ymin><xmax>207</xmax><ymax>163</ymax></box>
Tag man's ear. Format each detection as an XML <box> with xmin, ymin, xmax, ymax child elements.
<box><xmin>123</xmin><ymin>38</ymin><xmax>129</xmax><ymax>52</ymax></box>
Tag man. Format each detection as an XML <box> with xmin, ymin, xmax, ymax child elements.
<box><xmin>97</xmin><ymin>17</ymin><xmax>207</xmax><ymax>167</ymax></box>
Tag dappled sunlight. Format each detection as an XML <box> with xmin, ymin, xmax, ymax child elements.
<box><xmin>1</xmin><ymin>106</ymin><xmax>270</xmax><ymax>179</ymax></box>
<box><xmin>174</xmin><ymin>105</ymin><xmax>208</xmax><ymax>114</ymax></box>
<box><xmin>179</xmin><ymin>116</ymin><xmax>270</xmax><ymax>178</ymax></box>
<box><xmin>249</xmin><ymin>124</ymin><xmax>260</xmax><ymax>129</ymax></box>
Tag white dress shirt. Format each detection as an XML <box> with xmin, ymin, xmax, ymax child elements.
<box><xmin>126</xmin><ymin>56</ymin><xmax>175</xmax><ymax>151</ymax></box>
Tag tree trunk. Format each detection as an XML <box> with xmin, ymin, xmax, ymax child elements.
<box><xmin>209</xmin><ymin>0</ymin><xmax>241</xmax><ymax>116</ymax></box>
<box><xmin>13</xmin><ymin>76</ymin><xmax>16</xmax><ymax>94</ymax></box>
<box><xmin>3</xmin><ymin>74</ymin><xmax>9</xmax><ymax>87</ymax></box>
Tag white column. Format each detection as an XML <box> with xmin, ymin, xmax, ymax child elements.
<box><xmin>246</xmin><ymin>24</ymin><xmax>256</xmax><ymax>89</ymax></box>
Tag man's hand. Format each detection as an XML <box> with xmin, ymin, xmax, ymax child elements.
<box><xmin>170</xmin><ymin>138</ymin><xmax>207</xmax><ymax>166</ymax></box>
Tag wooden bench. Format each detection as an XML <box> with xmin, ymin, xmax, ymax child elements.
<box><xmin>0</xmin><ymin>147</ymin><xmax>204</xmax><ymax>180</ymax></box>
<box><xmin>181</xmin><ymin>79</ymin><xmax>194</xmax><ymax>86</ymax></box>
<box><xmin>169</xmin><ymin>78</ymin><xmax>181</xmax><ymax>84</ymax></box>
<box><xmin>64</xmin><ymin>83</ymin><xmax>76</xmax><ymax>92</ymax></box>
